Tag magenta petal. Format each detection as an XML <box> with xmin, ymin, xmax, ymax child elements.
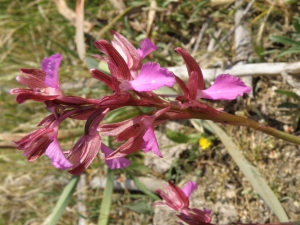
<box><xmin>181</xmin><ymin>181</ymin><xmax>198</xmax><ymax>198</ymax></box>
<box><xmin>101</xmin><ymin>143</ymin><xmax>130</xmax><ymax>169</ymax></box>
<box><xmin>45</xmin><ymin>139</ymin><xmax>73</xmax><ymax>170</ymax></box>
<box><xmin>197</xmin><ymin>74</ymin><xmax>251</xmax><ymax>100</ymax></box>
<box><xmin>41</xmin><ymin>54</ymin><xmax>62</xmax><ymax>88</ymax></box>
<box><xmin>138</xmin><ymin>38</ymin><xmax>157</xmax><ymax>59</ymax></box>
<box><xmin>120</xmin><ymin>62</ymin><xmax>175</xmax><ymax>92</ymax></box>
<box><xmin>142</xmin><ymin>126</ymin><xmax>162</xmax><ymax>157</ymax></box>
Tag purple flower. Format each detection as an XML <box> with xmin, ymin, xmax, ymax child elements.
<box><xmin>101</xmin><ymin>143</ymin><xmax>131</xmax><ymax>169</ymax></box>
<box><xmin>112</xmin><ymin>31</ymin><xmax>157</xmax><ymax>76</ymax></box>
<box><xmin>67</xmin><ymin>109</ymin><xmax>108</xmax><ymax>175</ymax></box>
<box><xmin>93</xmin><ymin>36</ymin><xmax>175</xmax><ymax>94</ymax></box>
<box><xmin>197</xmin><ymin>74</ymin><xmax>252</xmax><ymax>100</ymax></box>
<box><xmin>10</xmin><ymin>54</ymin><xmax>63</xmax><ymax>104</ymax></box>
<box><xmin>99</xmin><ymin>107</ymin><xmax>170</xmax><ymax>159</ymax></box>
<box><xmin>137</xmin><ymin>38</ymin><xmax>158</xmax><ymax>59</ymax></box>
<box><xmin>153</xmin><ymin>181</ymin><xmax>196</xmax><ymax>212</ymax></box>
<box><xmin>45</xmin><ymin>138</ymin><xmax>73</xmax><ymax>169</ymax></box>
<box><xmin>175</xmin><ymin>48</ymin><xmax>251</xmax><ymax>101</ymax></box>
<box><xmin>13</xmin><ymin>114</ymin><xmax>72</xmax><ymax>170</ymax></box>
<box><xmin>119</xmin><ymin>62</ymin><xmax>175</xmax><ymax>92</ymax></box>
<box><xmin>10</xmin><ymin>54</ymin><xmax>94</xmax><ymax>106</ymax></box>
<box><xmin>154</xmin><ymin>181</ymin><xmax>212</xmax><ymax>225</ymax></box>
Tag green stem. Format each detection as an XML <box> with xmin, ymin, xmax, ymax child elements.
<box><xmin>201</xmin><ymin>111</ymin><xmax>300</xmax><ymax>145</ymax></box>
<box><xmin>166</xmin><ymin>108</ymin><xmax>300</xmax><ymax>145</ymax></box>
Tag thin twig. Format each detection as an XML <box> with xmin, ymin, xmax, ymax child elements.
<box><xmin>192</xmin><ymin>18</ymin><xmax>211</xmax><ymax>54</ymax></box>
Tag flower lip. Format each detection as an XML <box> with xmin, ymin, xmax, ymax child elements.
<box><xmin>197</xmin><ymin>74</ymin><xmax>252</xmax><ymax>100</ymax></box>
<box><xmin>101</xmin><ymin>143</ymin><xmax>131</xmax><ymax>169</ymax></box>
<box><xmin>119</xmin><ymin>62</ymin><xmax>176</xmax><ymax>92</ymax></box>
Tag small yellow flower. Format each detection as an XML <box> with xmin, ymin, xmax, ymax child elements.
<box><xmin>199</xmin><ymin>137</ymin><xmax>212</xmax><ymax>150</ymax></box>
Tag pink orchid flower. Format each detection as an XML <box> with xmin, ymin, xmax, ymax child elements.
<box><xmin>175</xmin><ymin>48</ymin><xmax>251</xmax><ymax>101</ymax></box>
<box><xmin>154</xmin><ymin>181</ymin><xmax>197</xmax><ymax>212</ymax></box>
<box><xmin>92</xmin><ymin>38</ymin><xmax>175</xmax><ymax>94</ymax></box>
<box><xmin>67</xmin><ymin>108</ymin><xmax>130</xmax><ymax>175</ymax></box>
<box><xmin>174</xmin><ymin>48</ymin><xmax>251</xmax><ymax>116</ymax></box>
<box><xmin>111</xmin><ymin>31</ymin><xmax>157</xmax><ymax>78</ymax></box>
<box><xmin>101</xmin><ymin>143</ymin><xmax>131</xmax><ymax>169</ymax></box>
<box><xmin>154</xmin><ymin>181</ymin><xmax>212</xmax><ymax>224</ymax></box>
<box><xmin>99</xmin><ymin>107</ymin><xmax>170</xmax><ymax>159</ymax></box>
<box><xmin>10</xmin><ymin>54</ymin><xmax>63</xmax><ymax>104</ymax></box>
<box><xmin>177</xmin><ymin>208</ymin><xmax>212</xmax><ymax>225</ymax></box>
<box><xmin>13</xmin><ymin>112</ymin><xmax>73</xmax><ymax>170</ymax></box>
<box><xmin>10</xmin><ymin>54</ymin><xmax>96</xmax><ymax>107</ymax></box>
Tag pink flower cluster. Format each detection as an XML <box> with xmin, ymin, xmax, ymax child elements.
<box><xmin>10</xmin><ymin>31</ymin><xmax>251</xmax><ymax>175</ymax></box>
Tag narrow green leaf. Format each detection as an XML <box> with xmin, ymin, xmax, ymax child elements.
<box><xmin>205</xmin><ymin>121</ymin><xmax>289</xmax><ymax>222</ymax></box>
<box><xmin>98</xmin><ymin>60</ymin><xmax>110</xmax><ymax>74</ymax></box>
<box><xmin>277</xmin><ymin>102</ymin><xmax>299</xmax><ymax>109</ymax></box>
<box><xmin>269</xmin><ymin>35</ymin><xmax>300</xmax><ymax>46</ymax></box>
<box><xmin>275</xmin><ymin>90</ymin><xmax>300</xmax><ymax>100</ymax></box>
<box><xmin>260</xmin><ymin>49</ymin><xmax>281</xmax><ymax>56</ymax></box>
<box><xmin>293</xmin><ymin>20</ymin><xmax>300</xmax><ymax>34</ymax></box>
<box><xmin>292</xmin><ymin>110</ymin><xmax>300</xmax><ymax>129</ymax></box>
<box><xmin>209</xmin><ymin>31</ymin><xmax>229</xmax><ymax>55</ymax></box>
<box><xmin>277</xmin><ymin>47</ymin><xmax>300</xmax><ymax>57</ymax></box>
<box><xmin>98</xmin><ymin>169</ymin><xmax>114</xmax><ymax>225</ymax></box>
<box><xmin>85</xmin><ymin>56</ymin><xmax>99</xmax><ymax>70</ymax></box>
<box><xmin>130</xmin><ymin>175</ymin><xmax>159</xmax><ymax>200</ymax></box>
<box><xmin>128</xmin><ymin>161</ymin><xmax>150</xmax><ymax>172</ymax></box>
<box><xmin>43</xmin><ymin>175</ymin><xmax>80</xmax><ymax>225</ymax></box>
<box><xmin>165</xmin><ymin>128</ymin><xmax>200</xmax><ymax>144</ymax></box>
<box><xmin>165</xmin><ymin>128</ymin><xmax>190</xmax><ymax>143</ymax></box>
<box><xmin>104</xmin><ymin>107</ymin><xmax>141</xmax><ymax>123</ymax></box>
<box><xmin>123</xmin><ymin>201</ymin><xmax>154</xmax><ymax>214</ymax></box>
<box><xmin>153</xmin><ymin>86</ymin><xmax>178</xmax><ymax>95</ymax></box>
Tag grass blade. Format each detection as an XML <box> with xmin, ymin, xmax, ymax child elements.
<box><xmin>204</xmin><ymin>121</ymin><xmax>289</xmax><ymax>222</ymax></box>
<box><xmin>293</xmin><ymin>20</ymin><xmax>300</xmax><ymax>34</ymax></box>
<box><xmin>209</xmin><ymin>31</ymin><xmax>229</xmax><ymax>55</ymax></box>
<box><xmin>277</xmin><ymin>47</ymin><xmax>300</xmax><ymax>57</ymax></box>
<box><xmin>42</xmin><ymin>175</ymin><xmax>80</xmax><ymax>225</ymax></box>
<box><xmin>275</xmin><ymin>90</ymin><xmax>300</xmax><ymax>100</ymax></box>
<box><xmin>129</xmin><ymin>175</ymin><xmax>160</xmax><ymax>201</ymax></box>
<box><xmin>269</xmin><ymin>35</ymin><xmax>300</xmax><ymax>46</ymax></box>
<box><xmin>98</xmin><ymin>169</ymin><xmax>114</xmax><ymax>225</ymax></box>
